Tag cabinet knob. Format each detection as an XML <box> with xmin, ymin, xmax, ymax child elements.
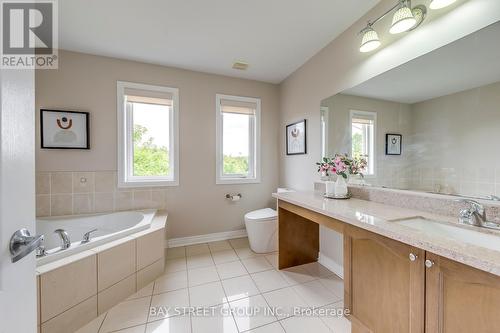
<box><xmin>409</xmin><ymin>253</ymin><xmax>418</xmax><ymax>262</ymax></box>
<box><xmin>425</xmin><ymin>259</ymin><xmax>434</xmax><ymax>268</ymax></box>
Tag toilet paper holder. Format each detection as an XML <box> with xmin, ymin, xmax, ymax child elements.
<box><xmin>226</xmin><ymin>193</ymin><xmax>242</xmax><ymax>201</ymax></box>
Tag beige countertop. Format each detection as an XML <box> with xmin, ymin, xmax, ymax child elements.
<box><xmin>273</xmin><ymin>191</ymin><xmax>500</xmax><ymax>277</ymax></box>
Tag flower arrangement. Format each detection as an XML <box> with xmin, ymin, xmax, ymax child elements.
<box><xmin>316</xmin><ymin>153</ymin><xmax>368</xmax><ymax>179</ymax></box>
<box><xmin>350</xmin><ymin>155</ymin><xmax>368</xmax><ymax>177</ymax></box>
<box><xmin>316</xmin><ymin>158</ymin><xmax>332</xmax><ymax>177</ymax></box>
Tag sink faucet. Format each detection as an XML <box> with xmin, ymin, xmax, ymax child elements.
<box><xmin>458</xmin><ymin>199</ymin><xmax>486</xmax><ymax>226</ymax></box>
<box><xmin>458</xmin><ymin>199</ymin><xmax>500</xmax><ymax>230</ymax></box>
<box><xmin>54</xmin><ymin>229</ymin><xmax>71</xmax><ymax>249</ymax></box>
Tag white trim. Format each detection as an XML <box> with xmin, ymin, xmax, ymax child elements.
<box><xmin>320</xmin><ymin>106</ymin><xmax>329</xmax><ymax>158</ymax></box>
<box><xmin>349</xmin><ymin>109</ymin><xmax>377</xmax><ymax>177</ymax></box>
<box><xmin>318</xmin><ymin>252</ymin><xmax>344</xmax><ymax>279</ymax></box>
<box><xmin>117</xmin><ymin>81</ymin><xmax>180</xmax><ymax>188</ymax></box>
<box><xmin>215</xmin><ymin>94</ymin><xmax>261</xmax><ymax>185</ymax></box>
<box><xmin>167</xmin><ymin>229</ymin><xmax>248</xmax><ymax>248</ymax></box>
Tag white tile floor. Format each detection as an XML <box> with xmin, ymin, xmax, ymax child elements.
<box><xmin>76</xmin><ymin>238</ymin><xmax>351</xmax><ymax>333</ymax></box>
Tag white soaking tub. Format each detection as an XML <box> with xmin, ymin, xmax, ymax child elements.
<box><xmin>36</xmin><ymin>209</ymin><xmax>156</xmax><ymax>265</ymax></box>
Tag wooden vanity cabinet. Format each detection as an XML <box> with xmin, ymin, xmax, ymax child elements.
<box><xmin>276</xmin><ymin>202</ymin><xmax>500</xmax><ymax>333</ymax></box>
<box><xmin>425</xmin><ymin>252</ymin><xmax>500</xmax><ymax>333</ymax></box>
<box><xmin>344</xmin><ymin>225</ymin><xmax>425</xmax><ymax>333</ymax></box>
<box><xmin>344</xmin><ymin>225</ymin><xmax>500</xmax><ymax>333</ymax></box>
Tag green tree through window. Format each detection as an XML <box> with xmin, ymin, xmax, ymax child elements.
<box><xmin>223</xmin><ymin>155</ymin><xmax>249</xmax><ymax>175</ymax></box>
<box><xmin>352</xmin><ymin>132</ymin><xmax>363</xmax><ymax>158</ymax></box>
<box><xmin>133</xmin><ymin>124</ymin><xmax>169</xmax><ymax>176</ymax></box>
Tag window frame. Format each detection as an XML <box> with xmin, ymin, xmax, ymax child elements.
<box><xmin>320</xmin><ymin>106</ymin><xmax>329</xmax><ymax>159</ymax></box>
<box><xmin>215</xmin><ymin>94</ymin><xmax>261</xmax><ymax>185</ymax></box>
<box><xmin>117</xmin><ymin>81</ymin><xmax>179</xmax><ymax>188</ymax></box>
<box><xmin>349</xmin><ymin>109</ymin><xmax>377</xmax><ymax>177</ymax></box>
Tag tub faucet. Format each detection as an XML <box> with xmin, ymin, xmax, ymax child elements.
<box><xmin>81</xmin><ymin>229</ymin><xmax>98</xmax><ymax>244</ymax></box>
<box><xmin>54</xmin><ymin>229</ymin><xmax>71</xmax><ymax>249</ymax></box>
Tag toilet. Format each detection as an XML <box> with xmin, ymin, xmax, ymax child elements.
<box><xmin>244</xmin><ymin>208</ymin><xmax>278</xmax><ymax>253</ymax></box>
<box><xmin>244</xmin><ymin>188</ymin><xmax>292</xmax><ymax>253</ymax></box>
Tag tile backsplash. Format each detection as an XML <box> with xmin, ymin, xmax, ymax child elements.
<box><xmin>36</xmin><ymin>171</ymin><xmax>167</xmax><ymax>217</ymax></box>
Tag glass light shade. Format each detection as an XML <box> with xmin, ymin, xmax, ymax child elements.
<box><xmin>429</xmin><ymin>0</ymin><xmax>457</xmax><ymax>9</ymax></box>
<box><xmin>390</xmin><ymin>6</ymin><xmax>416</xmax><ymax>34</ymax></box>
<box><xmin>359</xmin><ymin>28</ymin><xmax>381</xmax><ymax>53</ymax></box>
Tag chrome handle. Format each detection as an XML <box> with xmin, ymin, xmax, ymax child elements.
<box><xmin>425</xmin><ymin>259</ymin><xmax>434</xmax><ymax>268</ymax></box>
<box><xmin>9</xmin><ymin>229</ymin><xmax>45</xmax><ymax>263</ymax></box>
<box><xmin>409</xmin><ymin>253</ymin><xmax>418</xmax><ymax>262</ymax></box>
<box><xmin>81</xmin><ymin>228</ymin><xmax>98</xmax><ymax>243</ymax></box>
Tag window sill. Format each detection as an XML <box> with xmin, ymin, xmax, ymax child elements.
<box><xmin>216</xmin><ymin>178</ymin><xmax>261</xmax><ymax>185</ymax></box>
<box><xmin>118</xmin><ymin>179</ymin><xmax>179</xmax><ymax>188</ymax></box>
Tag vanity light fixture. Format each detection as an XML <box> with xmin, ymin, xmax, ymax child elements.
<box><xmin>359</xmin><ymin>0</ymin><xmax>428</xmax><ymax>52</ymax></box>
<box><xmin>359</xmin><ymin>26</ymin><xmax>381</xmax><ymax>53</ymax></box>
<box><xmin>429</xmin><ymin>0</ymin><xmax>457</xmax><ymax>9</ymax></box>
<box><xmin>390</xmin><ymin>1</ymin><xmax>417</xmax><ymax>34</ymax></box>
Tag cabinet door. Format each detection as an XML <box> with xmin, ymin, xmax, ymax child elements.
<box><xmin>425</xmin><ymin>252</ymin><xmax>500</xmax><ymax>333</ymax></box>
<box><xmin>344</xmin><ymin>226</ymin><xmax>425</xmax><ymax>333</ymax></box>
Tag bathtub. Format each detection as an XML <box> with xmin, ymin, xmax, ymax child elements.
<box><xmin>36</xmin><ymin>209</ymin><xmax>156</xmax><ymax>265</ymax></box>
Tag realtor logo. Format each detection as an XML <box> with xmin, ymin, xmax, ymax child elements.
<box><xmin>1</xmin><ymin>0</ymin><xmax>58</xmax><ymax>69</ymax></box>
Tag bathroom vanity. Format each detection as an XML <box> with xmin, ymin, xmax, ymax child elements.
<box><xmin>274</xmin><ymin>191</ymin><xmax>500</xmax><ymax>333</ymax></box>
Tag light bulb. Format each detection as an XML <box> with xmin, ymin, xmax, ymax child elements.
<box><xmin>430</xmin><ymin>0</ymin><xmax>457</xmax><ymax>9</ymax></box>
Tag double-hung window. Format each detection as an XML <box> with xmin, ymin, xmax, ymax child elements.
<box><xmin>216</xmin><ymin>94</ymin><xmax>261</xmax><ymax>184</ymax></box>
<box><xmin>350</xmin><ymin>110</ymin><xmax>376</xmax><ymax>176</ymax></box>
<box><xmin>117</xmin><ymin>81</ymin><xmax>179</xmax><ymax>187</ymax></box>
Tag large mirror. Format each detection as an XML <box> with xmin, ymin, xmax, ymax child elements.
<box><xmin>320</xmin><ymin>21</ymin><xmax>500</xmax><ymax>201</ymax></box>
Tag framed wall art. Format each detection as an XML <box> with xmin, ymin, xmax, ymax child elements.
<box><xmin>40</xmin><ymin>109</ymin><xmax>90</xmax><ymax>149</ymax></box>
<box><xmin>286</xmin><ymin>119</ymin><xmax>307</xmax><ymax>155</ymax></box>
<box><xmin>386</xmin><ymin>133</ymin><xmax>402</xmax><ymax>155</ymax></box>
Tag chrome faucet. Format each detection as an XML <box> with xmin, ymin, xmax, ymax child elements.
<box><xmin>458</xmin><ymin>199</ymin><xmax>500</xmax><ymax>230</ymax></box>
<box><xmin>81</xmin><ymin>229</ymin><xmax>98</xmax><ymax>244</ymax></box>
<box><xmin>35</xmin><ymin>245</ymin><xmax>46</xmax><ymax>257</ymax></box>
<box><xmin>54</xmin><ymin>229</ymin><xmax>71</xmax><ymax>249</ymax></box>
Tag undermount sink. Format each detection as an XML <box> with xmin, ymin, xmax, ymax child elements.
<box><xmin>396</xmin><ymin>217</ymin><xmax>500</xmax><ymax>252</ymax></box>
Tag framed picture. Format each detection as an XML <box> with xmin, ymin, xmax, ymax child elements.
<box><xmin>40</xmin><ymin>109</ymin><xmax>90</xmax><ymax>149</ymax></box>
<box><xmin>286</xmin><ymin>119</ymin><xmax>307</xmax><ymax>155</ymax></box>
<box><xmin>386</xmin><ymin>133</ymin><xmax>402</xmax><ymax>155</ymax></box>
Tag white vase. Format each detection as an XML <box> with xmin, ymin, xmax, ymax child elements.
<box><xmin>320</xmin><ymin>171</ymin><xmax>330</xmax><ymax>181</ymax></box>
<box><xmin>325</xmin><ymin>181</ymin><xmax>335</xmax><ymax>195</ymax></box>
<box><xmin>334</xmin><ymin>175</ymin><xmax>348</xmax><ymax>196</ymax></box>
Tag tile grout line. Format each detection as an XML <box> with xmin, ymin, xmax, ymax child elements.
<box><xmin>109</xmin><ymin>240</ymin><xmax>344</xmax><ymax>333</ymax></box>
<box><xmin>96</xmin><ymin>311</ymin><xmax>108</xmax><ymax>333</ymax></box>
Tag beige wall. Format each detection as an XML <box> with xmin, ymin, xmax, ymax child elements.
<box><xmin>279</xmin><ymin>0</ymin><xmax>500</xmax><ymax>272</ymax></box>
<box><xmin>36</xmin><ymin>51</ymin><xmax>280</xmax><ymax>238</ymax></box>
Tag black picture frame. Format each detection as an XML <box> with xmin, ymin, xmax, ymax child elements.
<box><xmin>286</xmin><ymin>119</ymin><xmax>307</xmax><ymax>155</ymax></box>
<box><xmin>40</xmin><ymin>109</ymin><xmax>90</xmax><ymax>149</ymax></box>
<box><xmin>385</xmin><ymin>133</ymin><xmax>402</xmax><ymax>155</ymax></box>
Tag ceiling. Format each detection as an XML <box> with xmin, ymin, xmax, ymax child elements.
<box><xmin>59</xmin><ymin>0</ymin><xmax>379</xmax><ymax>84</ymax></box>
<box><xmin>344</xmin><ymin>21</ymin><xmax>500</xmax><ymax>104</ymax></box>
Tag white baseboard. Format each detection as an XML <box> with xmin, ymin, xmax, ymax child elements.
<box><xmin>319</xmin><ymin>252</ymin><xmax>344</xmax><ymax>279</ymax></box>
<box><xmin>168</xmin><ymin>229</ymin><xmax>247</xmax><ymax>248</ymax></box>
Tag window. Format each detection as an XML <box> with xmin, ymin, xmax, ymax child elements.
<box><xmin>320</xmin><ymin>106</ymin><xmax>329</xmax><ymax>158</ymax></box>
<box><xmin>216</xmin><ymin>94</ymin><xmax>261</xmax><ymax>184</ymax></box>
<box><xmin>117</xmin><ymin>81</ymin><xmax>179</xmax><ymax>187</ymax></box>
<box><xmin>350</xmin><ymin>110</ymin><xmax>376</xmax><ymax>176</ymax></box>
